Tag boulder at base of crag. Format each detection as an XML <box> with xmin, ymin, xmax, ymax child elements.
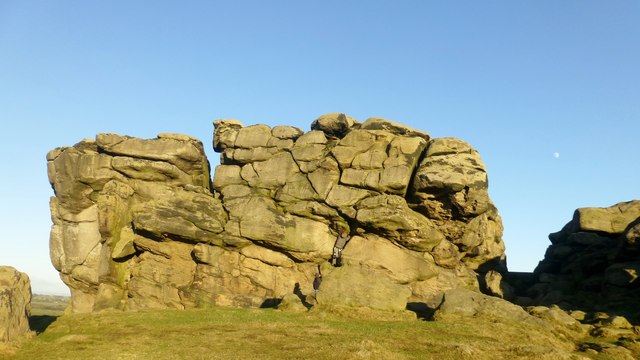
<box><xmin>0</xmin><ymin>266</ymin><xmax>32</xmax><ymax>342</ymax></box>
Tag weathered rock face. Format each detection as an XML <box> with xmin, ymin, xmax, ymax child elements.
<box><xmin>433</xmin><ymin>287</ymin><xmax>543</xmax><ymax>326</ymax></box>
<box><xmin>523</xmin><ymin>201</ymin><xmax>640</xmax><ymax>319</ymax></box>
<box><xmin>48</xmin><ymin>113</ymin><xmax>505</xmax><ymax>313</ymax></box>
<box><xmin>47</xmin><ymin>133</ymin><xmax>223</xmax><ymax>312</ymax></box>
<box><xmin>0</xmin><ymin>266</ymin><xmax>32</xmax><ymax>342</ymax></box>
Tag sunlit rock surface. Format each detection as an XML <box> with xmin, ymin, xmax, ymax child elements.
<box><xmin>47</xmin><ymin>113</ymin><xmax>505</xmax><ymax>313</ymax></box>
<box><xmin>0</xmin><ymin>266</ymin><xmax>31</xmax><ymax>342</ymax></box>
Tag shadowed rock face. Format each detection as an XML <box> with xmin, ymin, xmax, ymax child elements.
<box><xmin>0</xmin><ymin>266</ymin><xmax>31</xmax><ymax>342</ymax></box>
<box><xmin>523</xmin><ymin>201</ymin><xmax>640</xmax><ymax>318</ymax></box>
<box><xmin>47</xmin><ymin>113</ymin><xmax>506</xmax><ymax>313</ymax></box>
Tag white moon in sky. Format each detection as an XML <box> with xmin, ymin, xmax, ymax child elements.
<box><xmin>553</xmin><ymin>152</ymin><xmax>560</xmax><ymax>158</ymax></box>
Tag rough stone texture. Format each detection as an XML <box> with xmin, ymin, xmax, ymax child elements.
<box><xmin>575</xmin><ymin>202</ymin><xmax>640</xmax><ymax>234</ymax></box>
<box><xmin>315</xmin><ymin>265</ymin><xmax>412</xmax><ymax>311</ymax></box>
<box><xmin>0</xmin><ymin>266</ymin><xmax>32</xmax><ymax>342</ymax></box>
<box><xmin>48</xmin><ymin>113</ymin><xmax>506</xmax><ymax>313</ymax></box>
<box><xmin>408</xmin><ymin>137</ymin><xmax>504</xmax><ymax>272</ymax></box>
<box><xmin>481</xmin><ymin>270</ymin><xmax>514</xmax><ymax>300</ymax></box>
<box><xmin>521</xmin><ymin>200</ymin><xmax>640</xmax><ymax>321</ymax></box>
<box><xmin>48</xmin><ymin>134</ymin><xmax>224</xmax><ymax>313</ymax></box>
<box><xmin>432</xmin><ymin>288</ymin><xmax>544</xmax><ymax>327</ymax></box>
<box><xmin>311</xmin><ymin>113</ymin><xmax>357</xmax><ymax>139</ymax></box>
<box><xmin>526</xmin><ymin>305</ymin><xmax>585</xmax><ymax>333</ymax></box>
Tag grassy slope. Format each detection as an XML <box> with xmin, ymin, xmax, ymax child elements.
<box><xmin>2</xmin><ymin>295</ymin><xmax>633</xmax><ymax>359</ymax></box>
<box><xmin>3</xmin><ymin>305</ymin><xmax>612</xmax><ymax>360</ymax></box>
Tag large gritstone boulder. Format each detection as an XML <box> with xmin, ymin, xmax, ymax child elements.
<box><xmin>48</xmin><ymin>113</ymin><xmax>506</xmax><ymax>313</ymax></box>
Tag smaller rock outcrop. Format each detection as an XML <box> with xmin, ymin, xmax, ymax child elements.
<box><xmin>433</xmin><ymin>287</ymin><xmax>539</xmax><ymax>325</ymax></box>
<box><xmin>431</xmin><ymin>288</ymin><xmax>593</xmax><ymax>359</ymax></box>
<box><xmin>523</xmin><ymin>200</ymin><xmax>640</xmax><ymax>321</ymax></box>
<box><xmin>0</xmin><ymin>266</ymin><xmax>32</xmax><ymax>342</ymax></box>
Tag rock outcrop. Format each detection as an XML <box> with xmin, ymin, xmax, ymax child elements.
<box><xmin>0</xmin><ymin>266</ymin><xmax>32</xmax><ymax>342</ymax></box>
<box><xmin>522</xmin><ymin>200</ymin><xmax>640</xmax><ymax>321</ymax></box>
<box><xmin>47</xmin><ymin>113</ymin><xmax>506</xmax><ymax>313</ymax></box>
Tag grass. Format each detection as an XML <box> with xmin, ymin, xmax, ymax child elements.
<box><xmin>2</xmin><ymin>294</ymin><xmax>636</xmax><ymax>359</ymax></box>
<box><xmin>2</xmin><ymin>304</ymin><xmax>605</xmax><ymax>360</ymax></box>
<box><xmin>27</xmin><ymin>295</ymin><xmax>70</xmax><ymax>336</ymax></box>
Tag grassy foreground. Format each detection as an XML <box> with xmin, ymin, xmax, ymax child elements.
<box><xmin>2</xmin><ymin>303</ymin><xmax>617</xmax><ymax>360</ymax></box>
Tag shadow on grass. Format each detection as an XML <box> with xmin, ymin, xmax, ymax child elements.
<box><xmin>406</xmin><ymin>302</ymin><xmax>435</xmax><ymax>321</ymax></box>
<box><xmin>260</xmin><ymin>298</ymin><xmax>283</xmax><ymax>308</ymax></box>
<box><xmin>29</xmin><ymin>315</ymin><xmax>58</xmax><ymax>334</ymax></box>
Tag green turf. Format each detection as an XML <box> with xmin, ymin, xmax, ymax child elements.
<box><xmin>2</xmin><ymin>305</ymin><xmax>616</xmax><ymax>360</ymax></box>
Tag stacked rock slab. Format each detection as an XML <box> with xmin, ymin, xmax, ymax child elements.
<box><xmin>0</xmin><ymin>266</ymin><xmax>31</xmax><ymax>342</ymax></box>
<box><xmin>48</xmin><ymin>113</ymin><xmax>506</xmax><ymax>313</ymax></box>
<box><xmin>526</xmin><ymin>201</ymin><xmax>640</xmax><ymax>318</ymax></box>
<box><xmin>47</xmin><ymin>133</ymin><xmax>227</xmax><ymax>312</ymax></box>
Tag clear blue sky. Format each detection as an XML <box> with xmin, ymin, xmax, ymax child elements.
<box><xmin>1</xmin><ymin>1</ymin><xmax>638</xmax><ymax>295</ymax></box>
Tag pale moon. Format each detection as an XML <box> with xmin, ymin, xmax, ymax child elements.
<box><xmin>553</xmin><ymin>152</ymin><xmax>560</xmax><ymax>158</ymax></box>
